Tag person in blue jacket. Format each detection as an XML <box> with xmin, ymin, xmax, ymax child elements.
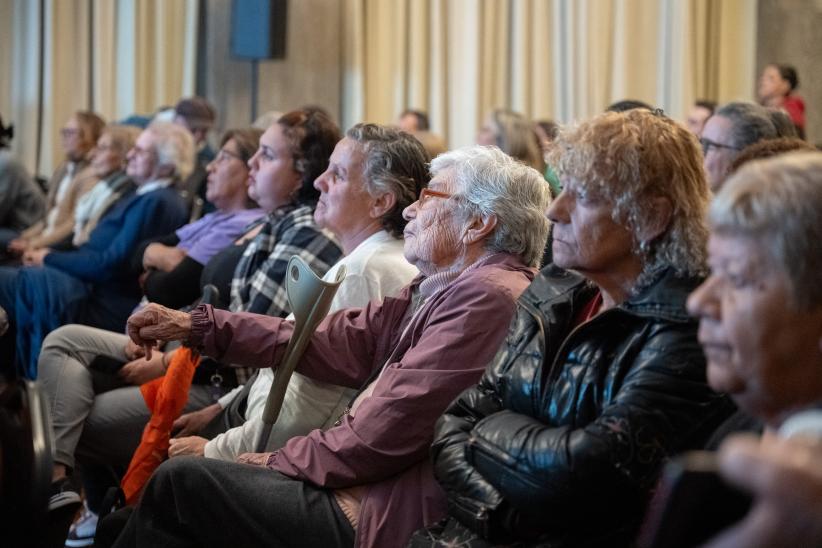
<box><xmin>0</xmin><ymin>121</ymin><xmax>191</xmax><ymax>378</ymax></box>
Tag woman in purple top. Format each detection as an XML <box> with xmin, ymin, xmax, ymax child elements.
<box><xmin>136</xmin><ymin>129</ymin><xmax>265</xmax><ymax>309</ymax></box>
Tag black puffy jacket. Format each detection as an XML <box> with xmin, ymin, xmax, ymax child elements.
<box><xmin>431</xmin><ymin>265</ymin><xmax>734</xmax><ymax>547</ymax></box>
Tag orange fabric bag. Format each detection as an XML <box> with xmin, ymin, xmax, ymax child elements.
<box><xmin>120</xmin><ymin>347</ymin><xmax>201</xmax><ymax>505</ymax></box>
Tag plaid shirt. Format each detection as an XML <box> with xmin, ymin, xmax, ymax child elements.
<box><xmin>229</xmin><ymin>205</ymin><xmax>342</xmax><ymax>383</ymax></box>
<box><xmin>231</xmin><ymin>204</ymin><xmax>342</xmax><ymax>317</ymax></box>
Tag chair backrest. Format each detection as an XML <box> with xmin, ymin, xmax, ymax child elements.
<box><xmin>0</xmin><ymin>380</ymin><xmax>54</xmax><ymax>547</ymax></box>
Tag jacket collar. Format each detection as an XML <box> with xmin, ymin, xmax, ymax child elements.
<box><xmin>621</xmin><ymin>267</ymin><xmax>702</xmax><ymax>323</ymax></box>
<box><xmin>532</xmin><ymin>264</ymin><xmax>701</xmax><ymax>324</ymax></box>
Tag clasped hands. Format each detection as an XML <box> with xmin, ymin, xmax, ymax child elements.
<box><xmin>126</xmin><ymin>302</ymin><xmax>193</xmax><ymax>359</ymax></box>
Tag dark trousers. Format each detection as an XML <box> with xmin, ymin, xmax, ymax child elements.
<box><xmin>112</xmin><ymin>456</ymin><xmax>356</xmax><ymax>548</ymax></box>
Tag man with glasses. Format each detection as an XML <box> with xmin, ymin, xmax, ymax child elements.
<box><xmin>0</xmin><ymin>122</ymin><xmax>191</xmax><ymax>378</ymax></box>
<box><xmin>700</xmin><ymin>102</ymin><xmax>777</xmax><ymax>191</ymax></box>
<box><xmin>5</xmin><ymin>111</ymin><xmax>105</xmax><ymax>258</ymax></box>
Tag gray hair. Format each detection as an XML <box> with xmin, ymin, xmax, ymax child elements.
<box><xmin>346</xmin><ymin>123</ymin><xmax>430</xmax><ymax>237</ymax></box>
<box><xmin>710</xmin><ymin>152</ymin><xmax>822</xmax><ymax>310</ymax></box>
<box><xmin>146</xmin><ymin>121</ymin><xmax>195</xmax><ymax>181</ymax></box>
<box><xmin>767</xmin><ymin>109</ymin><xmax>799</xmax><ymax>138</ymax></box>
<box><xmin>716</xmin><ymin>102</ymin><xmax>777</xmax><ymax>150</ymax></box>
<box><xmin>431</xmin><ymin>145</ymin><xmax>551</xmax><ymax>267</ymax></box>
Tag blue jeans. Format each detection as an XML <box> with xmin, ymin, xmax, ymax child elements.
<box><xmin>0</xmin><ymin>265</ymin><xmax>91</xmax><ymax>378</ymax></box>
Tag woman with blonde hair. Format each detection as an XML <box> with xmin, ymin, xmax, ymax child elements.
<box><xmin>477</xmin><ymin>108</ymin><xmax>545</xmax><ymax>172</ymax></box>
<box><xmin>71</xmin><ymin>124</ymin><xmax>141</xmax><ymax>247</ymax></box>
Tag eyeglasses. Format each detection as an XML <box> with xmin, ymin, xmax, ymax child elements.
<box><xmin>215</xmin><ymin>148</ymin><xmax>243</xmax><ymax>164</ymax></box>
<box><xmin>700</xmin><ymin>137</ymin><xmax>741</xmax><ymax>155</ymax></box>
<box><xmin>418</xmin><ymin>187</ymin><xmax>453</xmax><ymax>206</ymax></box>
<box><xmin>60</xmin><ymin>128</ymin><xmax>80</xmax><ymax>138</ymax></box>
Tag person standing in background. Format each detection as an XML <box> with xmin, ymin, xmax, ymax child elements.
<box><xmin>758</xmin><ymin>64</ymin><xmax>806</xmax><ymax>139</ymax></box>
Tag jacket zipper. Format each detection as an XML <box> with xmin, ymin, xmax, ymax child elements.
<box><xmin>521</xmin><ymin>298</ymin><xmax>621</xmax><ymax>403</ymax></box>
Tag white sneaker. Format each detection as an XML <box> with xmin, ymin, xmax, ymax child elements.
<box><xmin>65</xmin><ymin>501</ymin><xmax>98</xmax><ymax>547</ymax></box>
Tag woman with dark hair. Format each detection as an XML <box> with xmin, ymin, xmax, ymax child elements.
<box><xmin>758</xmin><ymin>63</ymin><xmax>806</xmax><ymax>138</ymax></box>
<box><xmin>231</xmin><ymin>109</ymin><xmax>343</xmax><ymax>313</ymax></box>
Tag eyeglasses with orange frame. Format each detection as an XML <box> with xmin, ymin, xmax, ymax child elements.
<box><xmin>418</xmin><ymin>187</ymin><xmax>453</xmax><ymax>206</ymax></box>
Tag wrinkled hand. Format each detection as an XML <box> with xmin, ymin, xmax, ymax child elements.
<box><xmin>127</xmin><ymin>302</ymin><xmax>192</xmax><ymax>359</ymax></box>
<box><xmin>168</xmin><ymin>436</ymin><xmax>208</xmax><ymax>458</ymax></box>
<box><xmin>172</xmin><ymin>403</ymin><xmax>222</xmax><ymax>437</ymax></box>
<box><xmin>702</xmin><ymin>434</ymin><xmax>822</xmax><ymax>548</ymax></box>
<box><xmin>236</xmin><ymin>452</ymin><xmax>274</xmax><ymax>467</ymax></box>
<box><xmin>22</xmin><ymin>248</ymin><xmax>50</xmax><ymax>267</ymax></box>
<box><xmin>118</xmin><ymin>355</ymin><xmax>165</xmax><ymax>385</ymax></box>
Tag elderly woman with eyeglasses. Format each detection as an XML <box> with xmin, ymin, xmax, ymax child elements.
<box><xmin>135</xmin><ymin>128</ymin><xmax>265</xmax><ymax>310</ymax></box>
<box><xmin>112</xmin><ymin>145</ymin><xmax>552</xmax><ymax>548</ymax></box>
<box><xmin>68</xmin><ymin>124</ymin><xmax>141</xmax><ymax>248</ymax></box>
<box><xmin>7</xmin><ymin>111</ymin><xmax>105</xmax><ymax>256</ymax></box>
<box><xmin>412</xmin><ymin>109</ymin><xmax>733</xmax><ymax>548</ymax></box>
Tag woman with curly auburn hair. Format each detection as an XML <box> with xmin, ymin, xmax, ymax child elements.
<box><xmin>414</xmin><ymin>109</ymin><xmax>732</xmax><ymax>548</ymax></box>
<box><xmin>547</xmin><ymin>108</ymin><xmax>711</xmax><ymax>290</ymax></box>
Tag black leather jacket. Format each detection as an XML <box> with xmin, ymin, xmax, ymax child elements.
<box><xmin>431</xmin><ymin>266</ymin><xmax>734</xmax><ymax>547</ymax></box>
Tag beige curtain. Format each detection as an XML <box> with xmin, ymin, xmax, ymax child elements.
<box><xmin>341</xmin><ymin>0</ymin><xmax>758</xmax><ymax>148</ymax></box>
<box><xmin>0</xmin><ymin>0</ymin><xmax>198</xmax><ymax>176</ymax></box>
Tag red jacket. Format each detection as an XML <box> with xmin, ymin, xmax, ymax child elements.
<box><xmin>189</xmin><ymin>252</ymin><xmax>536</xmax><ymax>548</ymax></box>
<box><xmin>783</xmin><ymin>94</ymin><xmax>806</xmax><ymax>132</ymax></box>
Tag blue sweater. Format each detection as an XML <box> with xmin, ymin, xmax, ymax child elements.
<box><xmin>43</xmin><ymin>186</ymin><xmax>187</xmax><ymax>328</ymax></box>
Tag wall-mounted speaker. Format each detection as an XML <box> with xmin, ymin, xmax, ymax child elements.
<box><xmin>230</xmin><ymin>0</ymin><xmax>288</xmax><ymax>60</ymax></box>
